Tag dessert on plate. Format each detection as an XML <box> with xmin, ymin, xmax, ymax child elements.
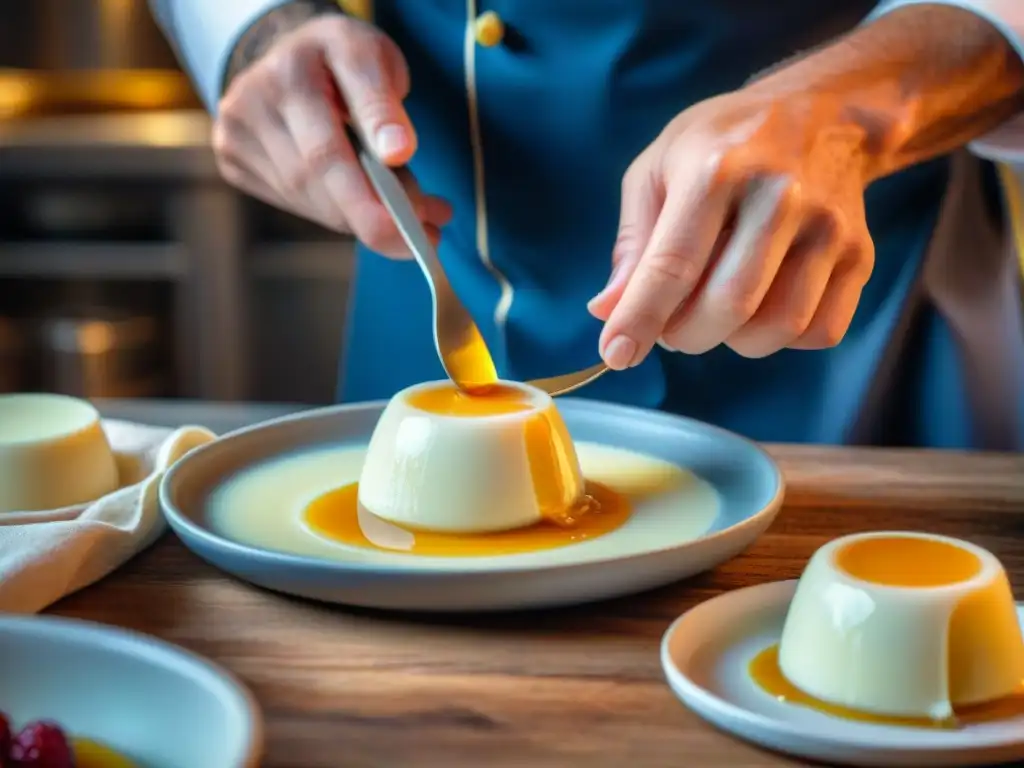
<box><xmin>298</xmin><ymin>379</ymin><xmax>636</xmax><ymax>556</ymax></box>
<box><xmin>752</xmin><ymin>531</ymin><xmax>1024</xmax><ymax>726</ymax></box>
<box><xmin>359</xmin><ymin>380</ymin><xmax>586</xmax><ymax>533</ymax></box>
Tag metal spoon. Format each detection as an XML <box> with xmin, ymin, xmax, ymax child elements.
<box><xmin>527</xmin><ymin>362</ymin><xmax>608</xmax><ymax>397</ymax></box>
<box><xmin>349</xmin><ymin>127</ymin><xmax>498</xmax><ymax>393</ymax></box>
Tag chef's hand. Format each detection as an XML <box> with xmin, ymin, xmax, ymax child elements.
<box><xmin>212</xmin><ymin>14</ymin><xmax>451</xmax><ymax>258</ymax></box>
<box><xmin>588</xmin><ymin>87</ymin><xmax>875</xmax><ymax>369</ymax></box>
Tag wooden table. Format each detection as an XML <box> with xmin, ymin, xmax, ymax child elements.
<box><xmin>65</xmin><ymin>403</ymin><xmax>1024</xmax><ymax>767</ymax></box>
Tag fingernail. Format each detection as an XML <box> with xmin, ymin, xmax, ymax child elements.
<box><xmin>603</xmin><ymin>335</ymin><xmax>638</xmax><ymax>370</ymax></box>
<box><xmin>376</xmin><ymin>125</ymin><xmax>407</xmax><ymax>159</ymax></box>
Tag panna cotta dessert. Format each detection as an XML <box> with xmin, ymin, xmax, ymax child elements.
<box><xmin>357</xmin><ymin>380</ymin><xmax>585</xmax><ymax>534</ymax></box>
<box><xmin>775</xmin><ymin>531</ymin><xmax>1024</xmax><ymax>723</ymax></box>
<box><xmin>0</xmin><ymin>393</ymin><xmax>119</xmax><ymax>513</ymax></box>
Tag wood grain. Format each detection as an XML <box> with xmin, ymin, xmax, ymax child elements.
<box><xmin>47</xmin><ymin>445</ymin><xmax>1024</xmax><ymax>768</ymax></box>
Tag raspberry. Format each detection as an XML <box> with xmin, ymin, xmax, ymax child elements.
<box><xmin>0</xmin><ymin>710</ymin><xmax>11</xmax><ymax>760</ymax></box>
<box><xmin>9</xmin><ymin>721</ymin><xmax>74</xmax><ymax>768</ymax></box>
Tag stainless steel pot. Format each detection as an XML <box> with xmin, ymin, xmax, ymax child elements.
<box><xmin>38</xmin><ymin>311</ymin><xmax>166</xmax><ymax>399</ymax></box>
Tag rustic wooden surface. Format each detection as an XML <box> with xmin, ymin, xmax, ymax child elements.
<box><xmin>47</xmin><ymin>442</ymin><xmax>1024</xmax><ymax>768</ymax></box>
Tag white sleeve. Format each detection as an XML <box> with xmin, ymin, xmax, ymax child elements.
<box><xmin>148</xmin><ymin>0</ymin><xmax>292</xmax><ymax>113</ymax></box>
<box><xmin>867</xmin><ymin>0</ymin><xmax>1024</xmax><ymax>158</ymax></box>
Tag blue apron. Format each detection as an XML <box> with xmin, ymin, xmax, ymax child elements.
<box><xmin>338</xmin><ymin>0</ymin><xmax>1015</xmax><ymax>449</ymax></box>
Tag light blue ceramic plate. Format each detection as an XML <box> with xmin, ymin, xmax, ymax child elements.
<box><xmin>161</xmin><ymin>398</ymin><xmax>784</xmax><ymax>612</ymax></box>
<box><xmin>0</xmin><ymin>614</ymin><xmax>262</xmax><ymax>767</ymax></box>
<box><xmin>662</xmin><ymin>582</ymin><xmax>1024</xmax><ymax>766</ymax></box>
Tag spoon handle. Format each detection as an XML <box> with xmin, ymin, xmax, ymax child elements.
<box><xmin>345</xmin><ymin>126</ymin><xmax>447</xmax><ymax>291</ymax></box>
<box><xmin>528</xmin><ymin>362</ymin><xmax>608</xmax><ymax>397</ymax></box>
<box><xmin>346</xmin><ymin>126</ymin><xmax>498</xmax><ymax>391</ymax></box>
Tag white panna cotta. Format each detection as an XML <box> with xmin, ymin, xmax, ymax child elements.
<box><xmin>0</xmin><ymin>393</ymin><xmax>119</xmax><ymax>513</ymax></box>
<box><xmin>357</xmin><ymin>380</ymin><xmax>585</xmax><ymax>534</ymax></box>
<box><xmin>778</xmin><ymin>531</ymin><xmax>1024</xmax><ymax>722</ymax></box>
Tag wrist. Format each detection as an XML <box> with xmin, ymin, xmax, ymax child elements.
<box><xmin>746</xmin><ymin>4</ymin><xmax>1024</xmax><ymax>182</ymax></box>
<box><xmin>743</xmin><ymin>50</ymin><xmax>901</xmax><ymax>185</ymax></box>
<box><xmin>222</xmin><ymin>0</ymin><xmax>344</xmax><ymax>94</ymax></box>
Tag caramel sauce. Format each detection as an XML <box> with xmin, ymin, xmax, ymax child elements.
<box><xmin>72</xmin><ymin>738</ymin><xmax>137</xmax><ymax>768</ymax></box>
<box><xmin>835</xmin><ymin>536</ymin><xmax>982</xmax><ymax>588</ymax></box>
<box><xmin>303</xmin><ymin>479</ymin><xmax>629</xmax><ymax>556</ymax></box>
<box><xmin>406</xmin><ymin>382</ymin><xmax>585</xmax><ymax>526</ymax></box>
<box><xmin>405</xmin><ymin>382</ymin><xmax>533</xmax><ymax>416</ymax></box>
<box><xmin>750</xmin><ymin>644</ymin><xmax>1024</xmax><ymax>729</ymax></box>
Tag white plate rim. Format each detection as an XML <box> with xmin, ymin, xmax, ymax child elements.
<box><xmin>161</xmin><ymin>397</ymin><xmax>786</xmax><ymax>577</ymax></box>
<box><xmin>660</xmin><ymin>580</ymin><xmax>1024</xmax><ymax>763</ymax></box>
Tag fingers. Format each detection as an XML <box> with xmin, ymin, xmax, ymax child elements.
<box><xmin>659</xmin><ymin>178</ymin><xmax>801</xmax><ymax>354</ymax></box>
<box><xmin>212</xmin><ymin>15</ymin><xmax>450</xmax><ymax>259</ymax></box>
<box><xmin>721</xmin><ymin>233</ymin><xmax>837</xmax><ymax>358</ymax></box>
<box><xmin>722</xmin><ymin>210</ymin><xmax>869</xmax><ymax>357</ymax></box>
<box><xmin>588</xmin><ymin>158</ymin><xmax>664</xmax><ymax>322</ymax></box>
<box><xmin>321</xmin><ymin>20</ymin><xmax>416</xmax><ymax>165</ymax></box>
<box><xmin>789</xmin><ymin>244</ymin><xmax>873</xmax><ymax>350</ymax></box>
<box><xmin>599</xmin><ymin>163</ymin><xmax>735</xmax><ymax>370</ymax></box>
<box><xmin>277</xmin><ymin>78</ymin><xmax>400</xmax><ymax>246</ymax></box>
<box><xmin>212</xmin><ymin>112</ymin><xmax>282</xmax><ymax>203</ymax></box>
<box><xmin>396</xmin><ymin>168</ymin><xmax>453</xmax><ymax>227</ymax></box>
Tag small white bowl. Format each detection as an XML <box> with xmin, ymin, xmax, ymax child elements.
<box><xmin>0</xmin><ymin>614</ymin><xmax>262</xmax><ymax>767</ymax></box>
<box><xmin>358</xmin><ymin>380</ymin><xmax>585</xmax><ymax>534</ymax></box>
<box><xmin>0</xmin><ymin>393</ymin><xmax>119</xmax><ymax>513</ymax></box>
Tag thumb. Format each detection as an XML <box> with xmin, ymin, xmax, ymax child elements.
<box><xmin>324</xmin><ymin>28</ymin><xmax>416</xmax><ymax>166</ymax></box>
<box><xmin>588</xmin><ymin>161</ymin><xmax>663</xmax><ymax>321</ymax></box>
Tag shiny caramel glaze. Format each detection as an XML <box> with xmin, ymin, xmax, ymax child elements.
<box><xmin>834</xmin><ymin>536</ymin><xmax>982</xmax><ymax>588</ymax></box>
<box><xmin>750</xmin><ymin>644</ymin><xmax>1024</xmax><ymax>729</ymax></box>
<box><xmin>303</xmin><ymin>479</ymin><xmax>630</xmax><ymax>557</ymax></box>
<box><xmin>405</xmin><ymin>382</ymin><xmax>534</xmax><ymax>417</ymax></box>
<box><xmin>404</xmin><ymin>382</ymin><xmax>583</xmax><ymax>525</ymax></box>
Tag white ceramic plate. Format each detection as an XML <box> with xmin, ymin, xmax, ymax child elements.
<box><xmin>161</xmin><ymin>398</ymin><xmax>784</xmax><ymax>612</ymax></box>
<box><xmin>661</xmin><ymin>580</ymin><xmax>1024</xmax><ymax>767</ymax></box>
<box><xmin>0</xmin><ymin>614</ymin><xmax>262</xmax><ymax>767</ymax></box>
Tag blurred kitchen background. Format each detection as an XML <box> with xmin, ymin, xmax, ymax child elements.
<box><xmin>0</xmin><ymin>0</ymin><xmax>353</xmax><ymax>404</ymax></box>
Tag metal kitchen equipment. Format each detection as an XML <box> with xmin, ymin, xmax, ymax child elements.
<box><xmin>38</xmin><ymin>310</ymin><xmax>166</xmax><ymax>398</ymax></box>
<box><xmin>0</xmin><ymin>316</ymin><xmax>27</xmax><ymax>393</ymax></box>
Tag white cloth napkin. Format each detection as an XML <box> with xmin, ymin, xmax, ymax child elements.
<box><xmin>0</xmin><ymin>419</ymin><xmax>216</xmax><ymax>614</ymax></box>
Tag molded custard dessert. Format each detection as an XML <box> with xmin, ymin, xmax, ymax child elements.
<box><xmin>0</xmin><ymin>393</ymin><xmax>119</xmax><ymax>513</ymax></box>
<box><xmin>752</xmin><ymin>531</ymin><xmax>1024</xmax><ymax>726</ymax></box>
<box><xmin>357</xmin><ymin>380</ymin><xmax>586</xmax><ymax>534</ymax></box>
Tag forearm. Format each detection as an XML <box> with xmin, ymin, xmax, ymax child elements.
<box><xmin>750</xmin><ymin>4</ymin><xmax>1024</xmax><ymax>181</ymax></box>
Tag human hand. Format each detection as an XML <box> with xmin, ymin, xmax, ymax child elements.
<box><xmin>588</xmin><ymin>86</ymin><xmax>876</xmax><ymax>369</ymax></box>
<box><xmin>212</xmin><ymin>13</ymin><xmax>452</xmax><ymax>258</ymax></box>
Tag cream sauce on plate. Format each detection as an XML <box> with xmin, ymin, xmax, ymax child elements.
<box><xmin>207</xmin><ymin>442</ymin><xmax>720</xmax><ymax>567</ymax></box>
